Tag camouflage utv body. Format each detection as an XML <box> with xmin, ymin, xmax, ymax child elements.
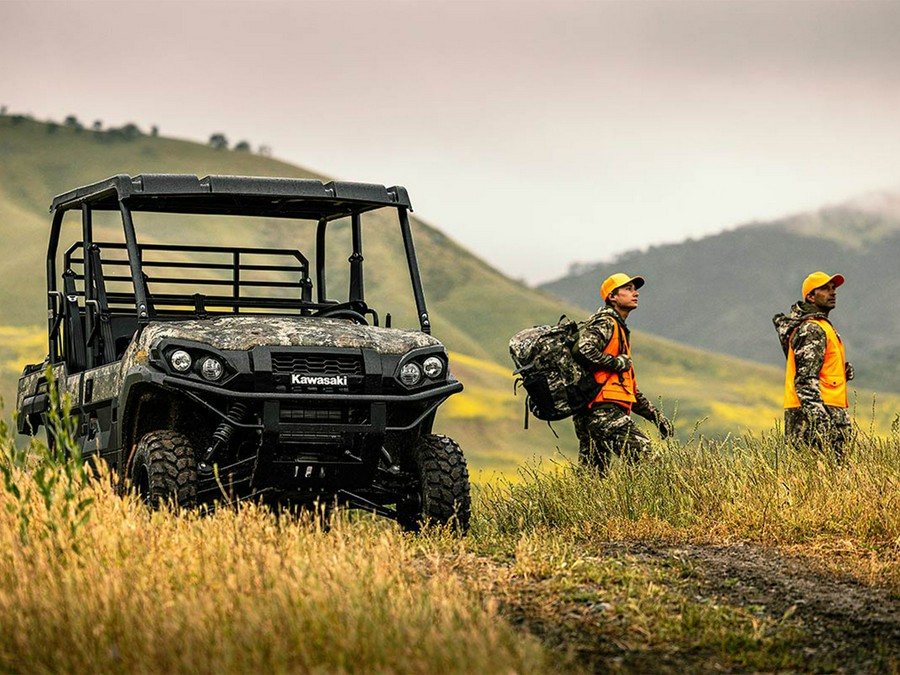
<box><xmin>16</xmin><ymin>174</ymin><xmax>470</xmax><ymax>530</ymax></box>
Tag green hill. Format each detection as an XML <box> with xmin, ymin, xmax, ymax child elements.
<box><xmin>541</xmin><ymin>202</ymin><xmax>900</xmax><ymax>395</ymax></box>
<box><xmin>0</xmin><ymin>117</ymin><xmax>572</xmax><ymax>360</ymax></box>
<box><xmin>2</xmin><ymin>115</ymin><xmax>897</xmax><ymax>476</ymax></box>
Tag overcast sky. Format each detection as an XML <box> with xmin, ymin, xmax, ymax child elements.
<box><xmin>4</xmin><ymin>0</ymin><xmax>900</xmax><ymax>283</ymax></box>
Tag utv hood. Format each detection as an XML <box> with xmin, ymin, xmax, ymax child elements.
<box><xmin>136</xmin><ymin>316</ymin><xmax>442</xmax><ymax>355</ymax></box>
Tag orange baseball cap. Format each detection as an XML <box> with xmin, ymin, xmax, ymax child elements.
<box><xmin>802</xmin><ymin>271</ymin><xmax>844</xmax><ymax>299</ymax></box>
<box><xmin>601</xmin><ymin>273</ymin><xmax>645</xmax><ymax>301</ymax></box>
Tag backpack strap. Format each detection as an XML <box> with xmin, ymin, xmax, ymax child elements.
<box><xmin>613</xmin><ymin>318</ymin><xmax>627</xmax><ymax>355</ymax></box>
<box><xmin>609</xmin><ymin>318</ymin><xmax>628</xmax><ymax>385</ymax></box>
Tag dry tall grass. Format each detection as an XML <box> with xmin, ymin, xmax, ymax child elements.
<box><xmin>477</xmin><ymin>424</ymin><xmax>900</xmax><ymax>590</ymax></box>
<box><xmin>2</xmin><ymin>405</ymin><xmax>899</xmax><ymax>672</ymax></box>
<box><xmin>0</xmin><ymin>416</ymin><xmax>546</xmax><ymax>674</ymax></box>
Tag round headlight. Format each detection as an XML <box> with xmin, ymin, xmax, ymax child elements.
<box><xmin>169</xmin><ymin>349</ymin><xmax>192</xmax><ymax>373</ymax></box>
<box><xmin>399</xmin><ymin>362</ymin><xmax>422</xmax><ymax>387</ymax></box>
<box><xmin>200</xmin><ymin>357</ymin><xmax>225</xmax><ymax>382</ymax></box>
<box><xmin>422</xmin><ymin>356</ymin><xmax>444</xmax><ymax>379</ymax></box>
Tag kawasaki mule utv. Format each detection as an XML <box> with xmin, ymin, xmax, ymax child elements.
<box><xmin>15</xmin><ymin>174</ymin><xmax>470</xmax><ymax>530</ymax></box>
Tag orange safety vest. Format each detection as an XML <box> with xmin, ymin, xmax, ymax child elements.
<box><xmin>590</xmin><ymin>319</ymin><xmax>637</xmax><ymax>412</ymax></box>
<box><xmin>784</xmin><ymin>318</ymin><xmax>848</xmax><ymax>409</ymax></box>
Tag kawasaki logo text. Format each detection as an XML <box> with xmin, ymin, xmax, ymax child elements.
<box><xmin>291</xmin><ymin>374</ymin><xmax>348</xmax><ymax>386</ymax></box>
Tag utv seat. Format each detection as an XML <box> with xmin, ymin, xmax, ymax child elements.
<box><xmin>109</xmin><ymin>315</ymin><xmax>139</xmax><ymax>359</ymax></box>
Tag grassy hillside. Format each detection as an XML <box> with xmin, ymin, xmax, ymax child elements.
<box><xmin>2</xmin><ymin>116</ymin><xmax>898</xmax><ymax>479</ymax></box>
<box><xmin>0</xmin><ymin>117</ymin><xmax>573</xmax><ymax>347</ymax></box>
<box><xmin>541</xmin><ymin>202</ymin><xmax>900</xmax><ymax>395</ymax></box>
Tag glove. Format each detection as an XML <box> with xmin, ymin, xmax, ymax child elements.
<box><xmin>656</xmin><ymin>413</ymin><xmax>674</xmax><ymax>439</ymax></box>
<box><xmin>845</xmin><ymin>362</ymin><xmax>854</xmax><ymax>381</ymax></box>
<box><xmin>610</xmin><ymin>355</ymin><xmax>632</xmax><ymax>373</ymax></box>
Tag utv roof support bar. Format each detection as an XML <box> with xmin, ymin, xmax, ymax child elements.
<box><xmin>46</xmin><ymin>209</ymin><xmax>65</xmax><ymax>363</ymax></box>
<box><xmin>349</xmin><ymin>212</ymin><xmax>364</xmax><ymax>305</ymax></box>
<box><xmin>82</xmin><ymin>204</ymin><xmax>96</xmax><ymax>368</ymax></box>
<box><xmin>118</xmin><ymin>202</ymin><xmax>151</xmax><ymax>321</ymax></box>
<box><xmin>398</xmin><ymin>208</ymin><xmax>430</xmax><ymax>334</ymax></box>
<box><xmin>316</xmin><ymin>219</ymin><xmax>328</xmax><ymax>303</ymax></box>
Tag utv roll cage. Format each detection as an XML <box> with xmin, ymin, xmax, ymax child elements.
<box><xmin>45</xmin><ymin>174</ymin><xmax>432</xmax><ymax>370</ymax></box>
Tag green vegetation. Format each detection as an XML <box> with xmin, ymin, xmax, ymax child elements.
<box><xmin>480</xmin><ymin>430</ymin><xmax>900</xmax><ymax>566</ymax></box>
<box><xmin>2</xmin><ymin>406</ymin><xmax>898</xmax><ymax>672</ymax></box>
<box><xmin>3</xmin><ymin>115</ymin><xmax>899</xmax><ymax>477</ymax></box>
<box><xmin>0</xmin><ymin>116</ymin><xmax>585</xmax><ymax>471</ymax></box>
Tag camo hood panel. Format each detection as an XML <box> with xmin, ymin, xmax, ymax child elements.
<box><xmin>773</xmin><ymin>302</ymin><xmax>828</xmax><ymax>357</ymax></box>
<box><xmin>135</xmin><ymin>316</ymin><xmax>442</xmax><ymax>354</ymax></box>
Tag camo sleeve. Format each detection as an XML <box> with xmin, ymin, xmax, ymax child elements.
<box><xmin>791</xmin><ymin>321</ymin><xmax>829</xmax><ymax>422</ymax></box>
<box><xmin>575</xmin><ymin>315</ymin><xmax>622</xmax><ymax>372</ymax></box>
<box><xmin>632</xmin><ymin>388</ymin><xmax>658</xmax><ymax>421</ymax></box>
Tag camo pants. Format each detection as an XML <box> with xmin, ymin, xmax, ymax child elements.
<box><xmin>784</xmin><ymin>406</ymin><xmax>852</xmax><ymax>461</ymax></box>
<box><xmin>572</xmin><ymin>403</ymin><xmax>651</xmax><ymax>474</ymax></box>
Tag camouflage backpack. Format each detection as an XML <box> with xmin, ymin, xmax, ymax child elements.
<box><xmin>509</xmin><ymin>316</ymin><xmax>602</xmax><ymax>422</ymax></box>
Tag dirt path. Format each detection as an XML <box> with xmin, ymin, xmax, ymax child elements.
<box><xmin>625</xmin><ymin>542</ymin><xmax>900</xmax><ymax>671</ymax></box>
<box><xmin>499</xmin><ymin>541</ymin><xmax>900</xmax><ymax>673</ymax></box>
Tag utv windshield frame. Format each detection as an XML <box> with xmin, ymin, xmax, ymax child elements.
<box><xmin>44</xmin><ymin>174</ymin><xmax>432</xmax><ymax>366</ymax></box>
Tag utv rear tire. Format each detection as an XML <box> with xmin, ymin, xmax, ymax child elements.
<box><xmin>398</xmin><ymin>434</ymin><xmax>470</xmax><ymax>532</ymax></box>
<box><xmin>131</xmin><ymin>430</ymin><xmax>198</xmax><ymax>509</ymax></box>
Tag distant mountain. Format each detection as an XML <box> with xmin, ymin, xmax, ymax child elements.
<box><xmin>540</xmin><ymin>195</ymin><xmax>900</xmax><ymax>394</ymax></box>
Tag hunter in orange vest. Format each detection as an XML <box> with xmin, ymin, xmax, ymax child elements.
<box><xmin>572</xmin><ymin>273</ymin><xmax>673</xmax><ymax>473</ymax></box>
<box><xmin>773</xmin><ymin>271</ymin><xmax>854</xmax><ymax>459</ymax></box>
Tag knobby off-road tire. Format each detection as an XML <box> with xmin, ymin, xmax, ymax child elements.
<box><xmin>131</xmin><ymin>430</ymin><xmax>198</xmax><ymax>509</ymax></box>
<box><xmin>398</xmin><ymin>434</ymin><xmax>471</xmax><ymax>533</ymax></box>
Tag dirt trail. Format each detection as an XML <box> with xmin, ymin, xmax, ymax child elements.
<box><xmin>501</xmin><ymin>541</ymin><xmax>900</xmax><ymax>673</ymax></box>
<box><xmin>626</xmin><ymin>542</ymin><xmax>900</xmax><ymax>671</ymax></box>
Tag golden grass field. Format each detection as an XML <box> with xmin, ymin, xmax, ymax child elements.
<box><xmin>1</xmin><ymin>405</ymin><xmax>898</xmax><ymax>673</ymax></box>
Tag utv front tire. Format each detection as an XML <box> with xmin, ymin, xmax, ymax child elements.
<box><xmin>131</xmin><ymin>430</ymin><xmax>198</xmax><ymax>509</ymax></box>
<box><xmin>398</xmin><ymin>434</ymin><xmax>471</xmax><ymax>532</ymax></box>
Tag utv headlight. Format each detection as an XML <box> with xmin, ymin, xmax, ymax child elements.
<box><xmin>399</xmin><ymin>362</ymin><xmax>422</xmax><ymax>387</ymax></box>
<box><xmin>200</xmin><ymin>357</ymin><xmax>225</xmax><ymax>382</ymax></box>
<box><xmin>170</xmin><ymin>349</ymin><xmax>193</xmax><ymax>373</ymax></box>
<box><xmin>422</xmin><ymin>356</ymin><xmax>444</xmax><ymax>379</ymax></box>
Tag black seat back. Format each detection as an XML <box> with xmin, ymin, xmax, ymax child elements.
<box><xmin>62</xmin><ymin>269</ymin><xmax>86</xmax><ymax>372</ymax></box>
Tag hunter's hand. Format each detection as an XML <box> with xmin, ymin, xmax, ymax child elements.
<box><xmin>656</xmin><ymin>414</ymin><xmax>674</xmax><ymax>439</ymax></box>
<box><xmin>845</xmin><ymin>362</ymin><xmax>855</xmax><ymax>381</ymax></box>
<box><xmin>611</xmin><ymin>355</ymin><xmax>632</xmax><ymax>372</ymax></box>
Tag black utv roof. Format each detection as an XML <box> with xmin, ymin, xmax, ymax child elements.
<box><xmin>50</xmin><ymin>174</ymin><xmax>413</xmax><ymax>220</ymax></box>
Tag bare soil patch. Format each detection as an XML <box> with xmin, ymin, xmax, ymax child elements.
<box><xmin>631</xmin><ymin>541</ymin><xmax>900</xmax><ymax>672</ymax></box>
<box><xmin>497</xmin><ymin>541</ymin><xmax>900</xmax><ymax>673</ymax></box>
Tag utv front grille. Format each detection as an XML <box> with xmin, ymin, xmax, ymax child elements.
<box><xmin>271</xmin><ymin>352</ymin><xmax>363</xmax><ymax>377</ymax></box>
<box><xmin>280</xmin><ymin>403</ymin><xmax>369</xmax><ymax>425</ymax></box>
<box><xmin>277</xmin><ymin>404</ymin><xmax>370</xmax><ymax>446</ymax></box>
<box><xmin>278</xmin><ymin>430</ymin><xmax>345</xmax><ymax>444</ymax></box>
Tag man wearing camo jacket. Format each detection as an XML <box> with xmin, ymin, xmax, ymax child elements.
<box><xmin>773</xmin><ymin>271</ymin><xmax>854</xmax><ymax>460</ymax></box>
<box><xmin>571</xmin><ymin>273</ymin><xmax>673</xmax><ymax>473</ymax></box>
